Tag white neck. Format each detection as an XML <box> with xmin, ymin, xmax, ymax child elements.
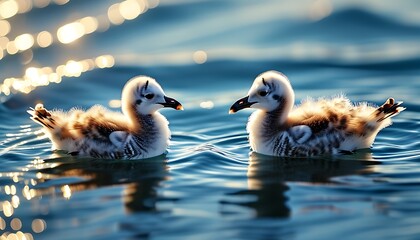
<box><xmin>144</xmin><ymin>112</ymin><xmax>171</xmax><ymax>158</ymax></box>
<box><xmin>247</xmin><ymin>102</ymin><xmax>292</xmax><ymax>155</ymax></box>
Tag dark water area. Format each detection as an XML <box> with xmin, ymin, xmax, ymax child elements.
<box><xmin>1</xmin><ymin>0</ymin><xmax>420</xmax><ymax>239</ymax></box>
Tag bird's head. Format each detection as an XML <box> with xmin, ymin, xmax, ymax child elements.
<box><xmin>122</xmin><ymin>76</ymin><xmax>183</xmax><ymax>116</ymax></box>
<box><xmin>229</xmin><ymin>70</ymin><xmax>294</xmax><ymax>114</ymax></box>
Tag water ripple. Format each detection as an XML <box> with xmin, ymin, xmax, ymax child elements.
<box><xmin>0</xmin><ymin>1</ymin><xmax>420</xmax><ymax>238</ymax></box>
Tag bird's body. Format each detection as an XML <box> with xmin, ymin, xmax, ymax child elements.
<box><xmin>28</xmin><ymin>76</ymin><xmax>183</xmax><ymax>159</ymax></box>
<box><xmin>230</xmin><ymin>71</ymin><xmax>405</xmax><ymax>157</ymax></box>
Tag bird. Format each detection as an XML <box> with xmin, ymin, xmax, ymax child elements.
<box><xmin>229</xmin><ymin>70</ymin><xmax>405</xmax><ymax>157</ymax></box>
<box><xmin>28</xmin><ymin>76</ymin><xmax>183</xmax><ymax>159</ymax></box>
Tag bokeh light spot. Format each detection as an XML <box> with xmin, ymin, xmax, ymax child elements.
<box><xmin>0</xmin><ymin>0</ymin><xmax>19</xmax><ymax>19</ymax></box>
<box><xmin>37</xmin><ymin>31</ymin><xmax>53</xmax><ymax>48</ymax></box>
<box><xmin>62</xmin><ymin>185</ymin><xmax>71</xmax><ymax>199</ymax></box>
<box><xmin>95</xmin><ymin>55</ymin><xmax>115</xmax><ymax>68</ymax></box>
<box><xmin>2</xmin><ymin>201</ymin><xmax>14</xmax><ymax>217</ymax></box>
<box><xmin>109</xmin><ymin>99</ymin><xmax>121</xmax><ymax>108</ymax></box>
<box><xmin>0</xmin><ymin>20</ymin><xmax>11</xmax><ymax>37</ymax></box>
<box><xmin>14</xmin><ymin>33</ymin><xmax>34</xmax><ymax>51</ymax></box>
<box><xmin>119</xmin><ymin>0</ymin><xmax>145</xmax><ymax>20</ymax></box>
<box><xmin>57</xmin><ymin>22</ymin><xmax>85</xmax><ymax>44</ymax></box>
<box><xmin>11</xmin><ymin>195</ymin><xmax>20</xmax><ymax>208</ymax></box>
<box><xmin>31</xmin><ymin>219</ymin><xmax>47</xmax><ymax>233</ymax></box>
<box><xmin>108</xmin><ymin>3</ymin><xmax>125</xmax><ymax>25</ymax></box>
<box><xmin>79</xmin><ymin>16</ymin><xmax>98</xmax><ymax>34</ymax></box>
<box><xmin>200</xmin><ymin>101</ymin><xmax>214</xmax><ymax>109</ymax></box>
<box><xmin>0</xmin><ymin>36</ymin><xmax>9</xmax><ymax>49</ymax></box>
<box><xmin>193</xmin><ymin>50</ymin><xmax>207</xmax><ymax>64</ymax></box>
<box><xmin>11</xmin><ymin>218</ymin><xmax>22</xmax><ymax>230</ymax></box>
<box><xmin>0</xmin><ymin>217</ymin><xmax>5</xmax><ymax>230</ymax></box>
<box><xmin>16</xmin><ymin>0</ymin><xmax>33</xmax><ymax>13</ymax></box>
<box><xmin>64</xmin><ymin>60</ymin><xmax>83</xmax><ymax>77</ymax></box>
<box><xmin>6</xmin><ymin>41</ymin><xmax>18</xmax><ymax>54</ymax></box>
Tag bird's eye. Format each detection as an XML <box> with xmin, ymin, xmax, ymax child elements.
<box><xmin>145</xmin><ymin>93</ymin><xmax>154</xmax><ymax>99</ymax></box>
<box><xmin>259</xmin><ymin>90</ymin><xmax>268</xmax><ymax>97</ymax></box>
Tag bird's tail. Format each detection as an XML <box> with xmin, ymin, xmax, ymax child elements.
<box><xmin>371</xmin><ymin>98</ymin><xmax>405</xmax><ymax>122</ymax></box>
<box><xmin>348</xmin><ymin>98</ymin><xmax>405</xmax><ymax>149</ymax></box>
<box><xmin>27</xmin><ymin>103</ymin><xmax>58</xmax><ymax>130</ymax></box>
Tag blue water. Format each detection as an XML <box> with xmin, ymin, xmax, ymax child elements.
<box><xmin>1</xmin><ymin>0</ymin><xmax>420</xmax><ymax>239</ymax></box>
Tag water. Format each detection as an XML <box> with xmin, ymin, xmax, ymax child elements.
<box><xmin>1</xmin><ymin>0</ymin><xmax>420</xmax><ymax>239</ymax></box>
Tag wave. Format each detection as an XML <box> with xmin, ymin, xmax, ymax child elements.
<box><xmin>281</xmin><ymin>8</ymin><xmax>420</xmax><ymax>42</ymax></box>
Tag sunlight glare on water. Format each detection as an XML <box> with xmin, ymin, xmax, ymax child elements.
<box><xmin>0</xmin><ymin>0</ymin><xmax>419</xmax><ymax>239</ymax></box>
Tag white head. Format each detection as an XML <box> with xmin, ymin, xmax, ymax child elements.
<box><xmin>230</xmin><ymin>70</ymin><xmax>295</xmax><ymax>115</ymax></box>
<box><xmin>121</xmin><ymin>76</ymin><xmax>183</xmax><ymax>117</ymax></box>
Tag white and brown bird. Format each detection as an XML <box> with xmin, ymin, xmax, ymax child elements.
<box><xmin>28</xmin><ymin>76</ymin><xmax>183</xmax><ymax>159</ymax></box>
<box><xmin>230</xmin><ymin>70</ymin><xmax>405</xmax><ymax>157</ymax></box>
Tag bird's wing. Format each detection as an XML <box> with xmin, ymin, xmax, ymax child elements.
<box><xmin>290</xmin><ymin>96</ymin><xmax>351</xmax><ymax>134</ymax></box>
<box><xmin>109</xmin><ymin>131</ymin><xmax>129</xmax><ymax>148</ymax></box>
<box><xmin>299</xmin><ymin>116</ymin><xmax>330</xmax><ymax>134</ymax></box>
<box><xmin>69</xmin><ymin>105</ymin><xmax>130</xmax><ymax>145</ymax></box>
<box><xmin>288</xmin><ymin>125</ymin><xmax>312</xmax><ymax>144</ymax></box>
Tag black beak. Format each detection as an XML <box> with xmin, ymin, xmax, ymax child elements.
<box><xmin>229</xmin><ymin>96</ymin><xmax>255</xmax><ymax>114</ymax></box>
<box><xmin>161</xmin><ymin>96</ymin><xmax>183</xmax><ymax>110</ymax></box>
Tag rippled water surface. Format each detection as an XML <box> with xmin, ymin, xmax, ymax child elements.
<box><xmin>1</xmin><ymin>1</ymin><xmax>420</xmax><ymax>239</ymax></box>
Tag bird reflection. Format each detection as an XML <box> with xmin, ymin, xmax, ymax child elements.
<box><xmin>33</xmin><ymin>154</ymin><xmax>169</xmax><ymax>213</ymax></box>
<box><xmin>222</xmin><ymin>151</ymin><xmax>379</xmax><ymax>218</ymax></box>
